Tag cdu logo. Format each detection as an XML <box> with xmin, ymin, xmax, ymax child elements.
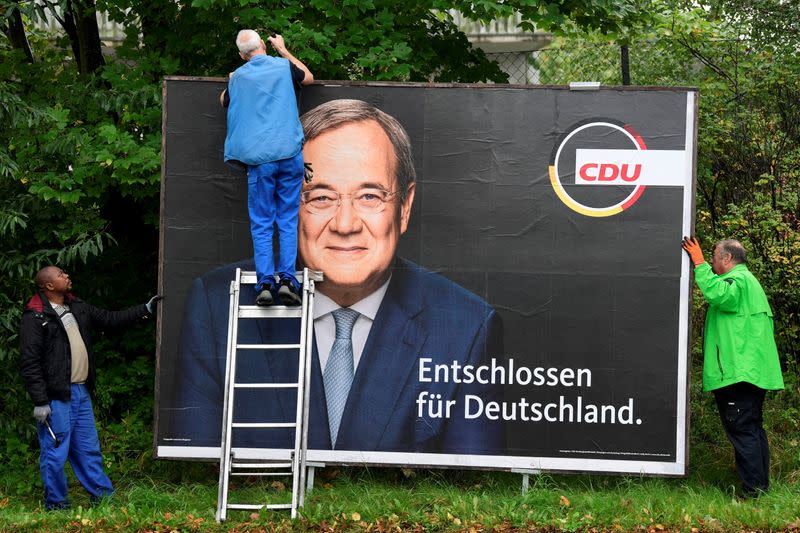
<box><xmin>549</xmin><ymin>118</ymin><xmax>687</xmax><ymax>217</ymax></box>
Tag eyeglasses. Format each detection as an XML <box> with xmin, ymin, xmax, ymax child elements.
<box><xmin>301</xmin><ymin>188</ymin><xmax>401</xmax><ymax>216</ymax></box>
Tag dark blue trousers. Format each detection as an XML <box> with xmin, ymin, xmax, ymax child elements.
<box><xmin>713</xmin><ymin>381</ymin><xmax>769</xmax><ymax>495</ymax></box>
<box><xmin>37</xmin><ymin>384</ymin><xmax>113</xmax><ymax>509</ymax></box>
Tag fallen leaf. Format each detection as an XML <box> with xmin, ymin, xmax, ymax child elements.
<box><xmin>250</xmin><ymin>513</ymin><xmax>259</xmax><ymax>520</ymax></box>
<box><xmin>352</xmin><ymin>512</ymin><xmax>361</xmax><ymax>521</ymax></box>
<box><xmin>495</xmin><ymin>520</ymin><xmax>511</xmax><ymax>531</ymax></box>
<box><xmin>321</xmin><ymin>468</ymin><xmax>341</xmax><ymax>480</ymax></box>
<box><xmin>559</xmin><ymin>495</ymin><xmax>570</xmax><ymax>507</ymax></box>
<box><xmin>164</xmin><ymin>512</ymin><xmax>172</xmax><ymax>520</ymax></box>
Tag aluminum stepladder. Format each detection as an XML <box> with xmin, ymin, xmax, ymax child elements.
<box><xmin>216</xmin><ymin>267</ymin><xmax>323</xmax><ymax>522</ymax></box>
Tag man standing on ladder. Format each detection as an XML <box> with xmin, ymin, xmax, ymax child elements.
<box><xmin>221</xmin><ymin>29</ymin><xmax>314</xmax><ymax>306</ymax></box>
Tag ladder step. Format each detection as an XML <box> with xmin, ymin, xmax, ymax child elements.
<box><xmin>232</xmin><ymin>422</ymin><xmax>296</xmax><ymax>428</ymax></box>
<box><xmin>230</xmin><ymin>472</ymin><xmax>292</xmax><ymax>477</ymax></box>
<box><xmin>238</xmin><ymin>307</ymin><xmax>303</xmax><ymax>319</ymax></box>
<box><xmin>234</xmin><ymin>382</ymin><xmax>299</xmax><ymax>389</ymax></box>
<box><xmin>227</xmin><ymin>503</ymin><xmax>293</xmax><ymax>510</ymax></box>
<box><xmin>239</xmin><ymin>271</ymin><xmax>322</xmax><ymax>284</ymax></box>
<box><xmin>236</xmin><ymin>343</ymin><xmax>302</xmax><ymax>350</ymax></box>
<box><xmin>232</xmin><ymin>462</ymin><xmax>293</xmax><ymax>469</ymax></box>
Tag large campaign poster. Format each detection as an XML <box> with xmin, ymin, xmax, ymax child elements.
<box><xmin>156</xmin><ymin>78</ymin><xmax>697</xmax><ymax>476</ymax></box>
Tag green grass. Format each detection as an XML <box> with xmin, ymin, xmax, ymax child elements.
<box><xmin>1</xmin><ymin>467</ymin><xmax>799</xmax><ymax>532</ymax></box>
<box><xmin>2</xmin><ymin>374</ymin><xmax>797</xmax><ymax>531</ymax></box>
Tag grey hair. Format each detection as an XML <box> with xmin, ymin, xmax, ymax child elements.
<box><xmin>715</xmin><ymin>239</ymin><xmax>746</xmax><ymax>264</ymax></box>
<box><xmin>236</xmin><ymin>29</ymin><xmax>262</xmax><ymax>57</ymax></box>
<box><xmin>300</xmin><ymin>99</ymin><xmax>416</xmax><ymax>201</ymax></box>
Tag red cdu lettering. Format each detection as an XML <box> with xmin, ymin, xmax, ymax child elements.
<box><xmin>598</xmin><ymin>164</ymin><xmax>618</xmax><ymax>181</ymax></box>
<box><xmin>579</xmin><ymin>163</ymin><xmax>599</xmax><ymax>181</ymax></box>
<box><xmin>620</xmin><ymin>163</ymin><xmax>641</xmax><ymax>182</ymax></box>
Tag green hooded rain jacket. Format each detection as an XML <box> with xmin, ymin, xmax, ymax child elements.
<box><xmin>694</xmin><ymin>262</ymin><xmax>784</xmax><ymax>392</ymax></box>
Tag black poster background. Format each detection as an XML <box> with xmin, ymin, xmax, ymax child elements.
<box><xmin>157</xmin><ymin>79</ymin><xmax>695</xmax><ymax>473</ymax></box>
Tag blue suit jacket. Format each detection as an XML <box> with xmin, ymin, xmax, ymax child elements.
<box><xmin>167</xmin><ymin>258</ymin><xmax>505</xmax><ymax>454</ymax></box>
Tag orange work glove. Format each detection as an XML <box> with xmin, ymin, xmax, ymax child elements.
<box><xmin>681</xmin><ymin>236</ymin><xmax>705</xmax><ymax>266</ymax></box>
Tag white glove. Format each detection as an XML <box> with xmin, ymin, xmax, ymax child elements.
<box><xmin>33</xmin><ymin>405</ymin><xmax>51</xmax><ymax>423</ymax></box>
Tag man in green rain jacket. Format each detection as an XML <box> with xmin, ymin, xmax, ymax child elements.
<box><xmin>682</xmin><ymin>237</ymin><xmax>784</xmax><ymax>497</ymax></box>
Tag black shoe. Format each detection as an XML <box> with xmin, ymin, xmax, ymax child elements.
<box><xmin>255</xmin><ymin>288</ymin><xmax>274</xmax><ymax>306</ymax></box>
<box><xmin>277</xmin><ymin>278</ymin><xmax>302</xmax><ymax>306</ymax></box>
<box><xmin>736</xmin><ymin>486</ymin><xmax>765</xmax><ymax>500</ymax></box>
<box><xmin>45</xmin><ymin>501</ymin><xmax>70</xmax><ymax>511</ymax></box>
<box><xmin>89</xmin><ymin>493</ymin><xmax>113</xmax><ymax>507</ymax></box>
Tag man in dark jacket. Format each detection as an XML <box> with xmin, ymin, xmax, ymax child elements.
<box><xmin>19</xmin><ymin>266</ymin><xmax>161</xmax><ymax>510</ymax></box>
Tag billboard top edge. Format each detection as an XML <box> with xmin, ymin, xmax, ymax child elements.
<box><xmin>162</xmin><ymin>76</ymin><xmax>698</xmax><ymax>93</ymax></box>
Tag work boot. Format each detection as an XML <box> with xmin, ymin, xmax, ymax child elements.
<box><xmin>255</xmin><ymin>287</ymin><xmax>274</xmax><ymax>306</ymax></box>
<box><xmin>277</xmin><ymin>277</ymin><xmax>302</xmax><ymax>306</ymax></box>
<box><xmin>45</xmin><ymin>500</ymin><xmax>71</xmax><ymax>511</ymax></box>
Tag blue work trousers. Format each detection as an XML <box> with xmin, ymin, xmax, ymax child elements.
<box><xmin>37</xmin><ymin>383</ymin><xmax>113</xmax><ymax>509</ymax></box>
<box><xmin>247</xmin><ymin>151</ymin><xmax>304</xmax><ymax>292</ymax></box>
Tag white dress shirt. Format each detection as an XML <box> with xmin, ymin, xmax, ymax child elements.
<box><xmin>314</xmin><ymin>277</ymin><xmax>391</xmax><ymax>373</ymax></box>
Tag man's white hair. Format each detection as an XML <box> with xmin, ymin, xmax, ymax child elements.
<box><xmin>236</xmin><ymin>29</ymin><xmax>262</xmax><ymax>56</ymax></box>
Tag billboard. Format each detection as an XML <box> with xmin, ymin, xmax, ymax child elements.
<box><xmin>156</xmin><ymin>78</ymin><xmax>697</xmax><ymax>475</ymax></box>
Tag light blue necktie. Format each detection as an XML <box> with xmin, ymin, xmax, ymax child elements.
<box><xmin>323</xmin><ymin>308</ymin><xmax>359</xmax><ymax>448</ymax></box>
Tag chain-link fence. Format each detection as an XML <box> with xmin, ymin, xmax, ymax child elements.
<box><xmin>486</xmin><ymin>39</ymin><xmax>735</xmax><ymax>87</ymax></box>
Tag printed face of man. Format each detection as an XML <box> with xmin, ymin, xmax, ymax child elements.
<box><xmin>299</xmin><ymin>120</ymin><xmax>415</xmax><ymax>307</ymax></box>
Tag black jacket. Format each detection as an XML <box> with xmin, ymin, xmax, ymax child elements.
<box><xmin>19</xmin><ymin>292</ymin><xmax>150</xmax><ymax>406</ymax></box>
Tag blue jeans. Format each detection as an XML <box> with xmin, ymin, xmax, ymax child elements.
<box><xmin>247</xmin><ymin>152</ymin><xmax>304</xmax><ymax>292</ymax></box>
<box><xmin>38</xmin><ymin>384</ymin><xmax>113</xmax><ymax>509</ymax></box>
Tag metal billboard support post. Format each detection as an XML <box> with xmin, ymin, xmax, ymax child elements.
<box><xmin>511</xmin><ymin>468</ymin><xmax>541</xmax><ymax>495</ymax></box>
